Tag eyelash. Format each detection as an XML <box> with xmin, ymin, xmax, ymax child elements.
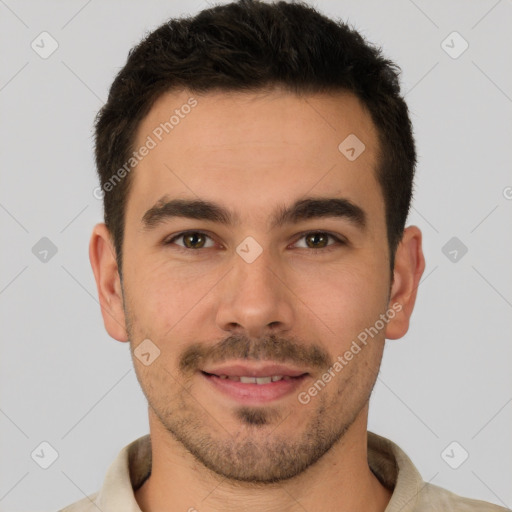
<box><xmin>163</xmin><ymin>230</ymin><xmax>346</xmax><ymax>254</ymax></box>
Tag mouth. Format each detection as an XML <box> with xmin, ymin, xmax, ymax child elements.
<box><xmin>200</xmin><ymin>363</ymin><xmax>310</xmax><ymax>404</ymax></box>
<box><xmin>202</xmin><ymin>372</ymin><xmax>303</xmax><ymax>384</ymax></box>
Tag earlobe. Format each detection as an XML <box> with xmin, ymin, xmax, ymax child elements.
<box><xmin>89</xmin><ymin>223</ymin><xmax>129</xmax><ymax>342</ymax></box>
<box><xmin>385</xmin><ymin>226</ymin><xmax>425</xmax><ymax>340</ymax></box>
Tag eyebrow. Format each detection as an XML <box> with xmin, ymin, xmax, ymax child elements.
<box><xmin>141</xmin><ymin>195</ymin><xmax>366</xmax><ymax>231</ymax></box>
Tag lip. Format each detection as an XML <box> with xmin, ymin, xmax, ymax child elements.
<box><xmin>201</xmin><ymin>362</ymin><xmax>309</xmax><ymax>378</ymax></box>
<box><xmin>200</xmin><ymin>361</ymin><xmax>310</xmax><ymax>404</ymax></box>
<box><xmin>201</xmin><ymin>371</ymin><xmax>309</xmax><ymax>404</ymax></box>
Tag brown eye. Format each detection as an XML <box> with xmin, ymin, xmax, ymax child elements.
<box><xmin>182</xmin><ymin>232</ymin><xmax>206</xmax><ymax>249</ymax></box>
<box><xmin>304</xmin><ymin>232</ymin><xmax>329</xmax><ymax>249</ymax></box>
<box><xmin>165</xmin><ymin>231</ymin><xmax>215</xmax><ymax>250</ymax></box>
<box><xmin>293</xmin><ymin>231</ymin><xmax>345</xmax><ymax>253</ymax></box>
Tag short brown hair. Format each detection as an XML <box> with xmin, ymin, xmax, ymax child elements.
<box><xmin>94</xmin><ymin>0</ymin><xmax>416</xmax><ymax>274</ymax></box>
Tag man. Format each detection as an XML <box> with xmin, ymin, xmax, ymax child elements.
<box><xmin>61</xmin><ymin>1</ymin><xmax>508</xmax><ymax>511</ymax></box>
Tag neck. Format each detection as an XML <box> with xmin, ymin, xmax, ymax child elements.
<box><xmin>135</xmin><ymin>407</ymin><xmax>392</xmax><ymax>512</ymax></box>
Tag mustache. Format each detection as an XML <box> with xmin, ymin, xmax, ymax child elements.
<box><xmin>179</xmin><ymin>333</ymin><xmax>331</xmax><ymax>375</ymax></box>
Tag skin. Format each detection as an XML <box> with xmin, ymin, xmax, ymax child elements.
<box><xmin>90</xmin><ymin>88</ymin><xmax>425</xmax><ymax>512</ymax></box>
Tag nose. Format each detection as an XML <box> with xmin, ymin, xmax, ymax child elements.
<box><xmin>215</xmin><ymin>246</ymin><xmax>295</xmax><ymax>339</ymax></box>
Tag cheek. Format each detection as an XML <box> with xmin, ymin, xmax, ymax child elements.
<box><xmin>295</xmin><ymin>260</ymin><xmax>390</xmax><ymax>342</ymax></box>
<box><xmin>127</xmin><ymin>258</ymin><xmax>221</xmax><ymax>334</ymax></box>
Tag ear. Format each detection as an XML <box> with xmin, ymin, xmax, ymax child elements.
<box><xmin>385</xmin><ymin>225</ymin><xmax>425</xmax><ymax>340</ymax></box>
<box><xmin>89</xmin><ymin>223</ymin><xmax>128</xmax><ymax>342</ymax></box>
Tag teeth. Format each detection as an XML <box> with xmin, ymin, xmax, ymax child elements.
<box><xmin>255</xmin><ymin>376</ymin><xmax>272</xmax><ymax>384</ymax></box>
<box><xmin>216</xmin><ymin>375</ymin><xmax>288</xmax><ymax>384</ymax></box>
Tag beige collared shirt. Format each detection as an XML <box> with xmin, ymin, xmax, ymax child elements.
<box><xmin>59</xmin><ymin>431</ymin><xmax>509</xmax><ymax>511</ymax></box>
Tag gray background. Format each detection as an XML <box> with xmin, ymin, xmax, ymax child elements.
<box><xmin>1</xmin><ymin>0</ymin><xmax>511</xmax><ymax>510</ymax></box>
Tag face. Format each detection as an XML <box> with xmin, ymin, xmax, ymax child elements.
<box><xmin>93</xmin><ymin>88</ymin><xmax>421</xmax><ymax>483</ymax></box>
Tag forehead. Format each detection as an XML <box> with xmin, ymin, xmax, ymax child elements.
<box><xmin>127</xmin><ymin>88</ymin><xmax>382</xmax><ymax>226</ymax></box>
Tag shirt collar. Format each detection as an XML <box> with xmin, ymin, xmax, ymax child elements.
<box><xmin>95</xmin><ymin>433</ymin><xmax>151</xmax><ymax>512</ymax></box>
<box><xmin>94</xmin><ymin>431</ymin><xmax>424</xmax><ymax>511</ymax></box>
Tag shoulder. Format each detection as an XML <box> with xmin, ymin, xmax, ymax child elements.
<box><xmin>57</xmin><ymin>492</ymin><xmax>99</xmax><ymax>512</ymax></box>
<box><xmin>418</xmin><ymin>482</ymin><xmax>510</xmax><ymax>511</ymax></box>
